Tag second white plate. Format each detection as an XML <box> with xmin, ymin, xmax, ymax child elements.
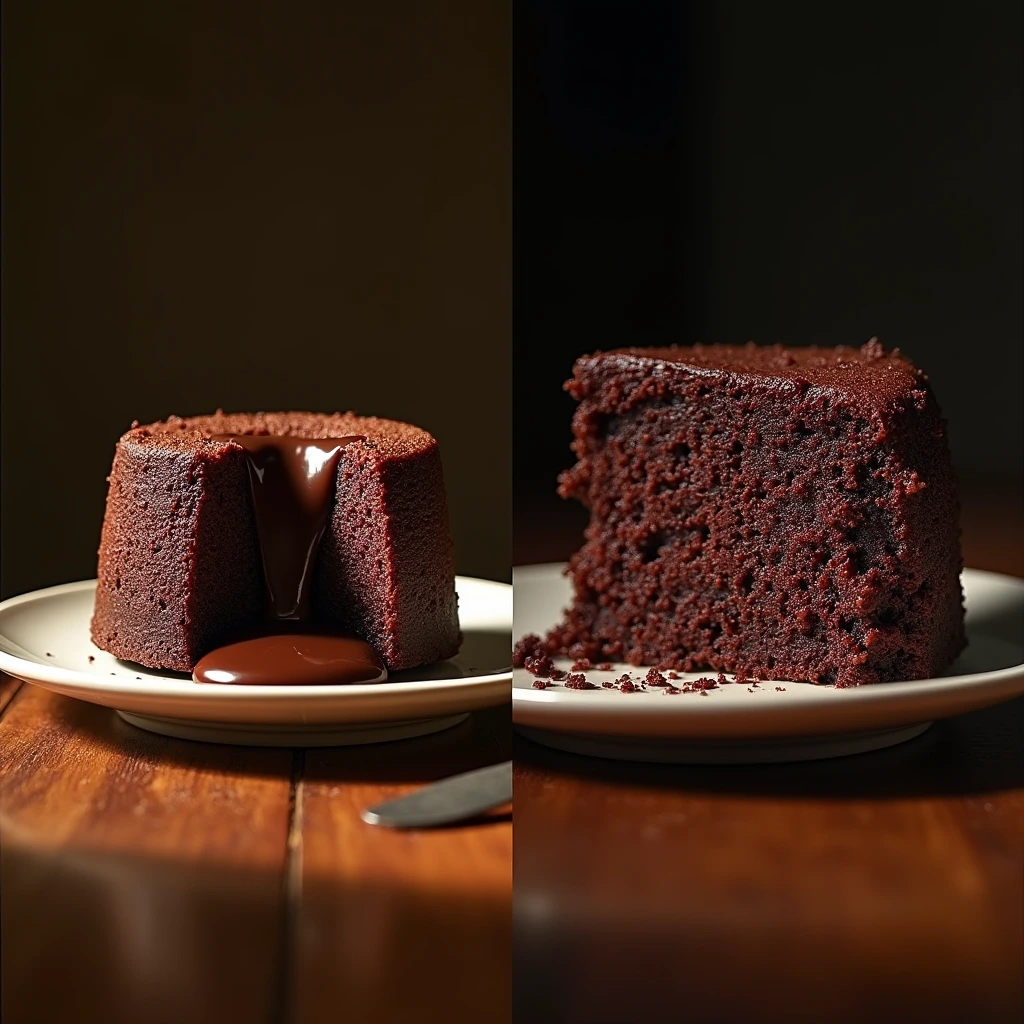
<box><xmin>513</xmin><ymin>564</ymin><xmax>1024</xmax><ymax>763</ymax></box>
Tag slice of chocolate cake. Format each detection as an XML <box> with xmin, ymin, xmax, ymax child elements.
<box><xmin>91</xmin><ymin>411</ymin><xmax>460</xmax><ymax>672</ymax></box>
<box><xmin>548</xmin><ymin>340</ymin><xmax>965</xmax><ymax>686</ymax></box>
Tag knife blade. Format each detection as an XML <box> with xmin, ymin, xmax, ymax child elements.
<box><xmin>361</xmin><ymin>760</ymin><xmax>513</xmax><ymax>828</ymax></box>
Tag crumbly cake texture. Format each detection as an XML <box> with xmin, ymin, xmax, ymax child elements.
<box><xmin>546</xmin><ymin>340</ymin><xmax>965</xmax><ymax>686</ymax></box>
<box><xmin>91</xmin><ymin>411</ymin><xmax>460</xmax><ymax>672</ymax></box>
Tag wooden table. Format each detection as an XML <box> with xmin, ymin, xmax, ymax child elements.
<box><xmin>0</xmin><ymin>679</ymin><xmax>511</xmax><ymax>1024</ymax></box>
<box><xmin>513</xmin><ymin>482</ymin><xmax>1024</xmax><ymax>1024</ymax></box>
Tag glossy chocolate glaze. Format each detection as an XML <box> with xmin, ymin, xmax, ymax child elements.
<box><xmin>213</xmin><ymin>434</ymin><xmax>363</xmax><ymax>620</ymax></box>
<box><xmin>193</xmin><ymin>630</ymin><xmax>386</xmax><ymax>686</ymax></box>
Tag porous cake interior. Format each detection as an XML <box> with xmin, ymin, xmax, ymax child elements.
<box><xmin>550</xmin><ymin>345</ymin><xmax>964</xmax><ymax>685</ymax></box>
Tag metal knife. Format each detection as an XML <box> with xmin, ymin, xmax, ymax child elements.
<box><xmin>361</xmin><ymin>760</ymin><xmax>512</xmax><ymax>828</ymax></box>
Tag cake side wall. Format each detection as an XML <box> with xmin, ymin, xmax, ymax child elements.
<box><xmin>314</xmin><ymin>441</ymin><xmax>460</xmax><ymax>671</ymax></box>
<box><xmin>377</xmin><ymin>443</ymin><xmax>461</xmax><ymax>669</ymax></box>
<box><xmin>552</xmin><ymin>355</ymin><xmax>956</xmax><ymax>684</ymax></box>
<box><xmin>884</xmin><ymin>384</ymin><xmax>966</xmax><ymax>676</ymax></box>
<box><xmin>313</xmin><ymin>453</ymin><xmax>392</xmax><ymax>661</ymax></box>
<box><xmin>187</xmin><ymin>448</ymin><xmax>264</xmax><ymax>664</ymax></box>
<box><xmin>90</xmin><ymin>439</ymin><xmax>205</xmax><ymax>671</ymax></box>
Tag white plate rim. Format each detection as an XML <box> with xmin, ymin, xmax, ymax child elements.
<box><xmin>0</xmin><ymin>576</ymin><xmax>512</xmax><ymax>702</ymax></box>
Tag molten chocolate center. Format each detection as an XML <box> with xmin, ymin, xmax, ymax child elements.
<box><xmin>193</xmin><ymin>434</ymin><xmax>387</xmax><ymax>687</ymax></box>
<box><xmin>214</xmin><ymin>434</ymin><xmax>363</xmax><ymax>620</ymax></box>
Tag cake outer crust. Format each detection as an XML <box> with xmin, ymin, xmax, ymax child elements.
<box><xmin>549</xmin><ymin>341</ymin><xmax>965</xmax><ymax>686</ymax></box>
<box><xmin>91</xmin><ymin>411</ymin><xmax>461</xmax><ymax>672</ymax></box>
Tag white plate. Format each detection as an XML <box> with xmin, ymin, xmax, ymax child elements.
<box><xmin>0</xmin><ymin>577</ymin><xmax>511</xmax><ymax>746</ymax></box>
<box><xmin>513</xmin><ymin>564</ymin><xmax>1024</xmax><ymax>763</ymax></box>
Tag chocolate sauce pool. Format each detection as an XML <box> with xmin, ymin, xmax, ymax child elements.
<box><xmin>193</xmin><ymin>631</ymin><xmax>386</xmax><ymax>687</ymax></box>
<box><xmin>193</xmin><ymin>434</ymin><xmax>386</xmax><ymax>686</ymax></box>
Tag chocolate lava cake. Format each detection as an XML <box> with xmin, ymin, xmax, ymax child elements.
<box><xmin>546</xmin><ymin>340</ymin><xmax>965</xmax><ymax>686</ymax></box>
<box><xmin>91</xmin><ymin>411</ymin><xmax>460</xmax><ymax>672</ymax></box>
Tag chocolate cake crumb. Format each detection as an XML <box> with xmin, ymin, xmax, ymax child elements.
<box><xmin>716</xmin><ymin>673</ymin><xmax>728</xmax><ymax>686</ymax></box>
<box><xmin>571</xmin><ymin>658</ymin><xmax>592</xmax><ymax>671</ymax></box>
<box><xmin>524</xmin><ymin>653</ymin><xmax>555</xmax><ymax>678</ymax></box>
<box><xmin>549</xmin><ymin>668</ymin><xmax>568</xmax><ymax>681</ymax></box>
<box><xmin>532</xmin><ymin>679</ymin><xmax>553</xmax><ymax>690</ymax></box>
<box><xmin>597</xmin><ymin>662</ymin><xmax>614</xmax><ymax>671</ymax></box>
<box><xmin>513</xmin><ymin>634</ymin><xmax>543</xmax><ymax>668</ymax></box>
<box><xmin>601</xmin><ymin>680</ymin><xmax>616</xmax><ymax>689</ymax></box>
<box><xmin>664</xmin><ymin>685</ymin><xmax>682</xmax><ymax>695</ymax></box>
<box><xmin>564</xmin><ymin>672</ymin><xmax>597</xmax><ymax>690</ymax></box>
<box><xmin>45</xmin><ymin>652</ymin><xmax>53</xmax><ymax>657</ymax></box>
<box><xmin>87</xmin><ymin>655</ymin><xmax>96</xmax><ymax>663</ymax></box>
<box><xmin>775</xmin><ymin>686</ymin><xmax>787</xmax><ymax>691</ymax></box>
<box><xmin>667</xmin><ymin>671</ymin><xmax>679</xmax><ymax>680</ymax></box>
<box><xmin>620</xmin><ymin>679</ymin><xmax>639</xmax><ymax>693</ymax></box>
<box><xmin>645</xmin><ymin>668</ymin><xmax>669</xmax><ymax>687</ymax></box>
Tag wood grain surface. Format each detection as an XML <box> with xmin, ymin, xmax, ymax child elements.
<box><xmin>0</xmin><ymin>686</ymin><xmax>511</xmax><ymax>1024</ymax></box>
<box><xmin>514</xmin><ymin>698</ymin><xmax>1024</xmax><ymax>1024</ymax></box>
<box><xmin>291</xmin><ymin>710</ymin><xmax>511</xmax><ymax>1024</ymax></box>
<box><xmin>0</xmin><ymin>684</ymin><xmax>293</xmax><ymax>1024</ymax></box>
<box><xmin>0</xmin><ymin>675</ymin><xmax>22</xmax><ymax>716</ymax></box>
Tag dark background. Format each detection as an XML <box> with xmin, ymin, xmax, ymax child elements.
<box><xmin>2</xmin><ymin>2</ymin><xmax>510</xmax><ymax>598</ymax></box>
<box><xmin>514</xmin><ymin>0</ymin><xmax>1023</xmax><ymax>570</ymax></box>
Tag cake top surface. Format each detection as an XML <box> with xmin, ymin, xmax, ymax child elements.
<box><xmin>121</xmin><ymin>411</ymin><xmax>436</xmax><ymax>460</ymax></box>
<box><xmin>578</xmin><ymin>339</ymin><xmax>926</xmax><ymax>403</ymax></box>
